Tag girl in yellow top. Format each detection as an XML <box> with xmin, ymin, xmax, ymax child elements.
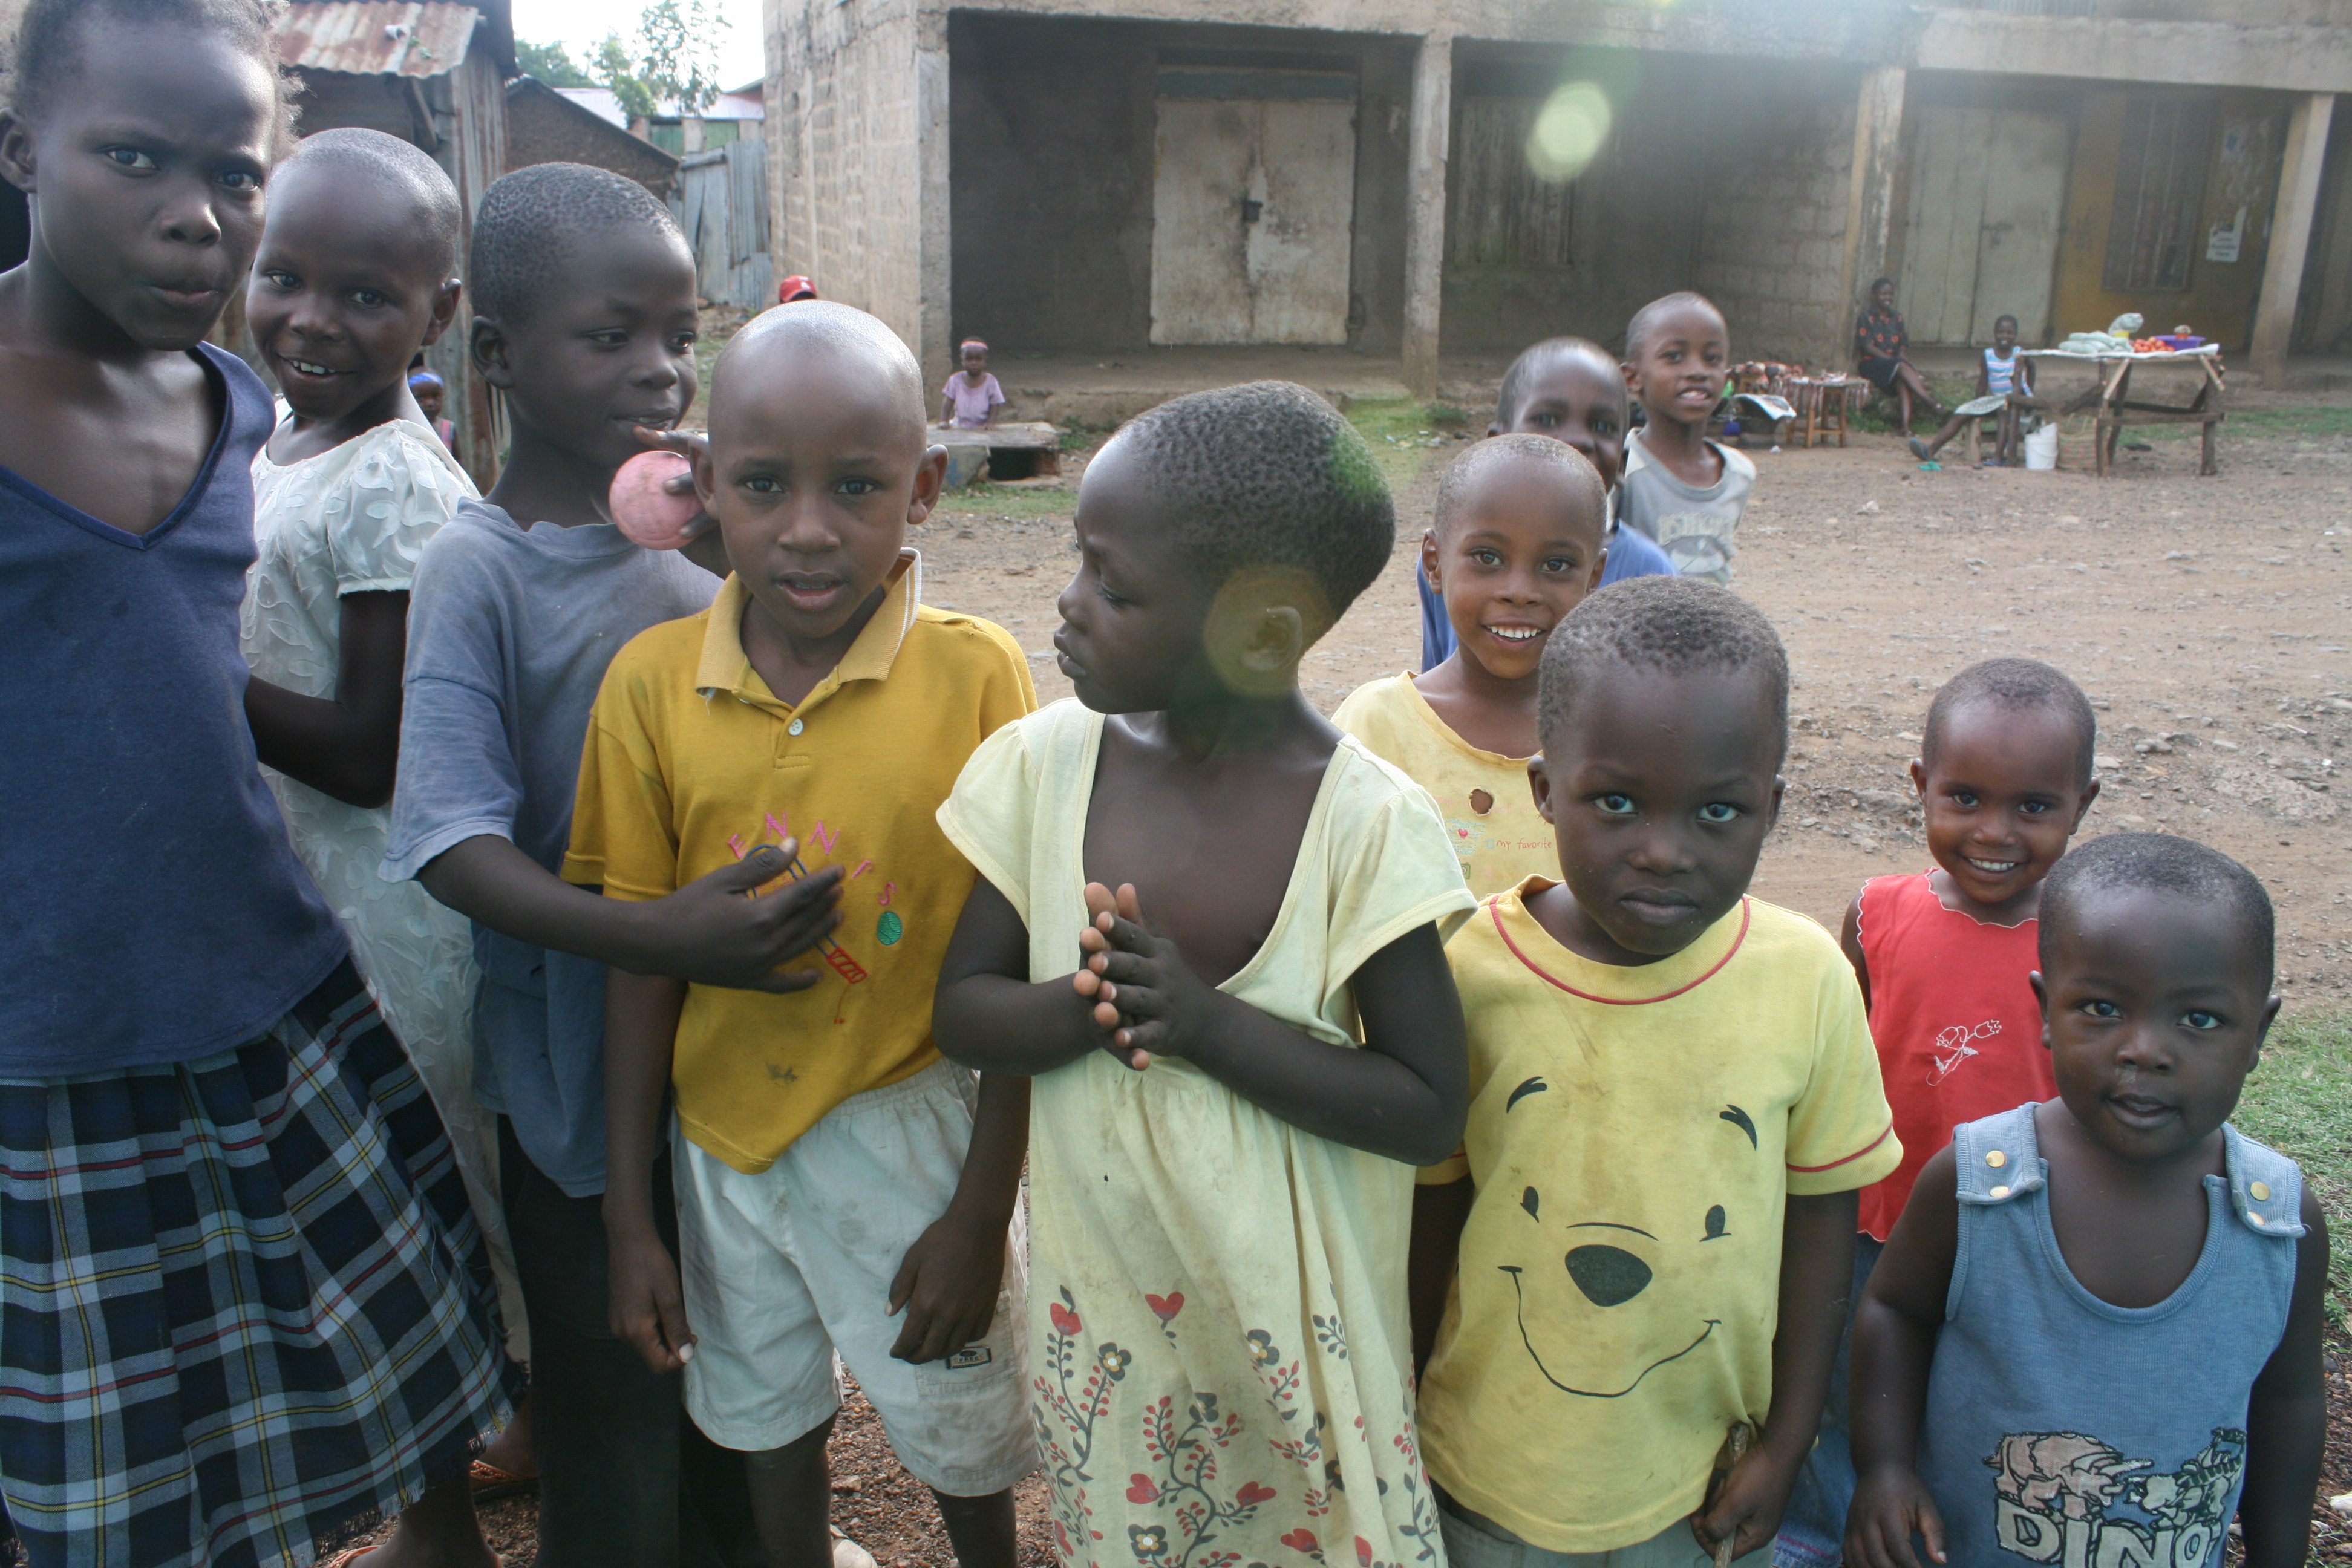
<box><xmin>934</xmin><ymin>384</ymin><xmax>1477</xmax><ymax>1567</ymax></box>
<box><xmin>1336</xmin><ymin>435</ymin><xmax>1609</xmax><ymax>899</ymax></box>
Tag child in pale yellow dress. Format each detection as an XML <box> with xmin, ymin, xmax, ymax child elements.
<box><xmin>933</xmin><ymin>382</ymin><xmax>1475</xmax><ymax>1566</ymax></box>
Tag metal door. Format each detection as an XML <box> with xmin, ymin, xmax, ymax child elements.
<box><xmin>1151</xmin><ymin>87</ymin><xmax>1357</xmax><ymax>345</ymax></box>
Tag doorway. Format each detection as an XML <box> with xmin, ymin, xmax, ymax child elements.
<box><xmin>1899</xmin><ymin>106</ymin><xmax>2071</xmax><ymax>345</ymax></box>
<box><xmin>1149</xmin><ymin>67</ymin><xmax>1358</xmax><ymax>345</ymax></box>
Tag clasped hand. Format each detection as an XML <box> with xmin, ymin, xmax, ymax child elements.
<box><xmin>1070</xmin><ymin>881</ymin><xmax>1214</xmax><ymax>1071</ymax></box>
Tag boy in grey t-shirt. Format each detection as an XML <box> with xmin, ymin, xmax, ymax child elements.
<box><xmin>1618</xmin><ymin>292</ymin><xmax>1756</xmax><ymax>587</ymax></box>
<box><xmin>382</xmin><ymin>164</ymin><xmax>841</xmax><ymax>1568</ymax></box>
<box><xmin>385</xmin><ymin>500</ymin><xmax>717</xmax><ymax>1195</ymax></box>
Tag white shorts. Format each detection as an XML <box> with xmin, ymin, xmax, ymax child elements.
<box><xmin>670</xmin><ymin>1057</ymin><xmax>1034</xmax><ymax>1496</ymax></box>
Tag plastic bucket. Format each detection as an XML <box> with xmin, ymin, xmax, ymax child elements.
<box><xmin>2023</xmin><ymin>425</ymin><xmax>2057</xmax><ymax>470</ymax></box>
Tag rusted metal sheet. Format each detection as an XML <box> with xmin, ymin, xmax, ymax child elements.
<box><xmin>275</xmin><ymin>2</ymin><xmax>480</xmax><ymax>80</ymax></box>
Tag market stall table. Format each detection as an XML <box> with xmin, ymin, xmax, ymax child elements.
<box><xmin>2011</xmin><ymin>345</ymin><xmax>2224</xmax><ymax>477</ymax></box>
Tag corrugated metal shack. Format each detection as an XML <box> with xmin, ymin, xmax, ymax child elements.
<box><xmin>671</xmin><ymin>137</ymin><xmax>775</xmax><ymax>310</ymax></box>
<box><xmin>274</xmin><ymin>1</ymin><xmax>513</xmax><ymax>486</ymax></box>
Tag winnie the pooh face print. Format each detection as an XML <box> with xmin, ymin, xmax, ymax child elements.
<box><xmin>1497</xmin><ymin>1076</ymin><xmax>1758</xmax><ymax>1397</ymax></box>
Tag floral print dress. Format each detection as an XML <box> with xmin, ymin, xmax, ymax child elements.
<box><xmin>938</xmin><ymin>701</ymin><xmax>1477</xmax><ymax>1568</ymax></box>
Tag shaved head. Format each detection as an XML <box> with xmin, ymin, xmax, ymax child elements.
<box><xmin>711</xmin><ymin>301</ymin><xmax>926</xmax><ymax>439</ymax></box>
<box><xmin>1436</xmin><ymin>434</ymin><xmax>1608</xmax><ymax>542</ymax></box>
<box><xmin>279</xmin><ymin>127</ymin><xmax>462</xmax><ymax>278</ymax></box>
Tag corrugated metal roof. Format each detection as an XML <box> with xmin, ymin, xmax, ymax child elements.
<box><xmin>555</xmin><ymin>85</ymin><xmax>766</xmax><ymax>125</ymax></box>
<box><xmin>555</xmin><ymin>87</ymin><xmax>629</xmax><ymax>128</ymax></box>
<box><xmin>275</xmin><ymin>2</ymin><xmax>482</xmax><ymax>79</ymax></box>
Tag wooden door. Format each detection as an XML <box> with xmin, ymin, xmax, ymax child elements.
<box><xmin>1151</xmin><ymin>88</ymin><xmax>1357</xmax><ymax>345</ymax></box>
<box><xmin>1971</xmin><ymin>111</ymin><xmax>2071</xmax><ymax>342</ymax></box>
<box><xmin>1901</xmin><ymin>106</ymin><xmax>2070</xmax><ymax>344</ymax></box>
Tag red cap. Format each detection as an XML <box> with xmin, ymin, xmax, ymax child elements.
<box><xmin>777</xmin><ymin>276</ymin><xmax>818</xmax><ymax>303</ymax></box>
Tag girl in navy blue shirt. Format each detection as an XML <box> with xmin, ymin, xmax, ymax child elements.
<box><xmin>0</xmin><ymin>2</ymin><xmax>512</xmax><ymax>1563</ymax></box>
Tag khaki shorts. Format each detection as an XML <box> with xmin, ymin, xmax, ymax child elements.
<box><xmin>670</xmin><ymin>1058</ymin><xmax>1035</xmax><ymax>1497</ymax></box>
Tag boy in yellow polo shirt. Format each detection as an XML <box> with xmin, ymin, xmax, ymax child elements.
<box><xmin>1409</xmin><ymin>577</ymin><xmax>1898</xmax><ymax>1568</ymax></box>
<box><xmin>569</xmin><ymin>303</ymin><xmax>1037</xmax><ymax>1568</ymax></box>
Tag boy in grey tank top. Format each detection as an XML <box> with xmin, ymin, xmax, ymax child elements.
<box><xmin>1844</xmin><ymin>834</ymin><xmax>2327</xmax><ymax>1568</ymax></box>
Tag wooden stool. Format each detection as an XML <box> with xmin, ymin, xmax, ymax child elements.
<box><xmin>1790</xmin><ymin>377</ymin><xmax>1857</xmax><ymax>448</ymax></box>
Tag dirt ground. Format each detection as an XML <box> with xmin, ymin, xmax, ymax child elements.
<box><xmin>330</xmin><ymin>406</ymin><xmax>2351</xmax><ymax>1566</ymax></box>
<box><xmin>912</xmin><ymin>415</ymin><xmax>2352</xmax><ymax>1005</ymax></box>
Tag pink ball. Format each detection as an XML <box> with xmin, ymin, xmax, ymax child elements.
<box><xmin>609</xmin><ymin>449</ymin><xmax>702</xmax><ymax>549</ymax></box>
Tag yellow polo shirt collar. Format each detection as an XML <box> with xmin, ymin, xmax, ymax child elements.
<box><xmin>693</xmin><ymin>550</ymin><xmax>924</xmax><ymax>711</ymax></box>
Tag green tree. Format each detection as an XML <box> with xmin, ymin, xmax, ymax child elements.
<box><xmin>635</xmin><ymin>0</ymin><xmax>730</xmax><ymax>115</ymax></box>
<box><xmin>594</xmin><ymin>34</ymin><xmax>659</xmax><ymax>122</ymax></box>
<box><xmin>514</xmin><ymin>37</ymin><xmax>595</xmax><ymax>87</ymax></box>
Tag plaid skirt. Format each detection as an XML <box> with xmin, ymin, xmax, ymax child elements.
<box><xmin>0</xmin><ymin>961</ymin><xmax>517</xmax><ymax>1568</ymax></box>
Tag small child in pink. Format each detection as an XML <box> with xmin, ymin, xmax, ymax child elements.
<box><xmin>940</xmin><ymin>338</ymin><xmax>1005</xmax><ymax>428</ymax></box>
<box><xmin>1774</xmin><ymin>657</ymin><xmax>2102</xmax><ymax>1568</ymax></box>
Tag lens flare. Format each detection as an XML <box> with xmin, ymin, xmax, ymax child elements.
<box><xmin>1526</xmin><ymin>82</ymin><xmax>1612</xmax><ymax>183</ymax></box>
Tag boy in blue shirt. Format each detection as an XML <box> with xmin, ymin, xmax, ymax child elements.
<box><xmin>1420</xmin><ymin>336</ymin><xmax>1673</xmax><ymax>668</ymax></box>
<box><xmin>1846</xmin><ymin>835</ymin><xmax>2325</xmax><ymax>1568</ymax></box>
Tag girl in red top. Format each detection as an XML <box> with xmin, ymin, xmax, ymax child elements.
<box><xmin>1774</xmin><ymin>658</ymin><xmax>2101</xmax><ymax>1568</ymax></box>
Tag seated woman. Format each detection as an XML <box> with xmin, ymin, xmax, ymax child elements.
<box><xmin>1854</xmin><ymin>277</ymin><xmax>1947</xmax><ymax>438</ymax></box>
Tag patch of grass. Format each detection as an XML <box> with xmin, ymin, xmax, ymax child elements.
<box><xmin>2131</xmin><ymin>405</ymin><xmax>2352</xmax><ymax>442</ymax></box>
<box><xmin>2233</xmin><ymin>1008</ymin><xmax>2352</xmax><ymax>1325</ymax></box>
<box><xmin>1347</xmin><ymin>397</ymin><xmax>1466</xmax><ymax>485</ymax></box>
<box><xmin>932</xmin><ymin>482</ymin><xmax>1078</xmax><ymax>521</ymax></box>
<box><xmin>1847</xmin><ymin>374</ymin><xmax>1978</xmax><ymax>436</ymax></box>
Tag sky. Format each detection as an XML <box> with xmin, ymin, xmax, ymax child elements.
<box><xmin>509</xmin><ymin>0</ymin><xmax>768</xmax><ymax>92</ymax></box>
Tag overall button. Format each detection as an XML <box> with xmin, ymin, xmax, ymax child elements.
<box><xmin>1985</xmin><ymin>1150</ymin><xmax>2007</xmax><ymax>1169</ymax></box>
<box><xmin>2249</xmin><ymin>1181</ymin><xmax>2272</xmax><ymax>1201</ymax></box>
<box><xmin>1988</xmin><ymin>1185</ymin><xmax>2011</xmax><ymax>1200</ymax></box>
<box><xmin>788</xmin><ymin>718</ymin><xmax>804</xmax><ymax>735</ymax></box>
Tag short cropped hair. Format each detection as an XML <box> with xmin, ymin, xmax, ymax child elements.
<box><xmin>283</xmin><ymin>126</ymin><xmax>461</xmax><ymax>278</ymax></box>
<box><xmin>1120</xmin><ymin>381</ymin><xmax>1391</xmax><ymax>633</ymax></box>
<box><xmin>1434</xmin><ymin>434</ymin><xmax>1607</xmax><ymax>540</ymax></box>
<box><xmin>1495</xmin><ymin>337</ymin><xmax>1622</xmax><ymax>430</ymax></box>
<box><xmin>2040</xmin><ymin>833</ymin><xmax>2274</xmax><ymax>987</ymax></box>
<box><xmin>711</xmin><ymin>299</ymin><xmax>924</xmax><ymax>431</ymax></box>
<box><xmin>1922</xmin><ymin>658</ymin><xmax>2097</xmax><ymax>786</ymax></box>
<box><xmin>1625</xmin><ymin>292</ymin><xmax>1725</xmax><ymax>361</ymax></box>
<box><xmin>7</xmin><ymin>0</ymin><xmax>292</xmax><ymax>129</ymax></box>
<box><xmin>1993</xmin><ymin>313</ymin><xmax>2020</xmax><ymax>332</ymax></box>
<box><xmin>1537</xmin><ymin>575</ymin><xmax>1789</xmax><ymax>760</ymax></box>
<box><xmin>469</xmin><ymin>163</ymin><xmax>684</xmax><ymax>325</ymax></box>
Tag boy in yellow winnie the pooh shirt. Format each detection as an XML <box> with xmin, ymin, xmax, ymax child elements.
<box><xmin>1411</xmin><ymin>577</ymin><xmax>1898</xmax><ymax>1568</ymax></box>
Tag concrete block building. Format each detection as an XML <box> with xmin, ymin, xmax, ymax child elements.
<box><xmin>762</xmin><ymin>0</ymin><xmax>2351</xmax><ymax>396</ymax></box>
